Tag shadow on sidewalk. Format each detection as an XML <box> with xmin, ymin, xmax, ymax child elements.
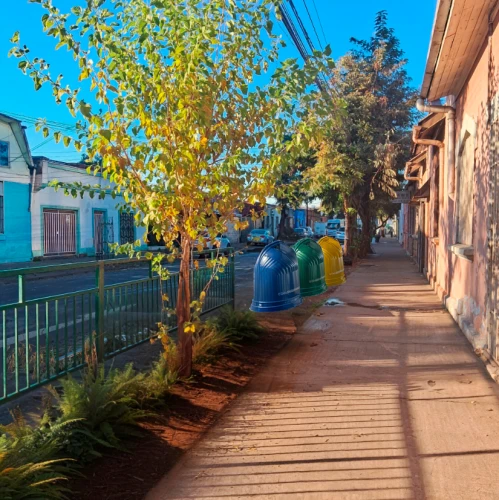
<box><xmin>146</xmin><ymin>240</ymin><xmax>499</xmax><ymax>500</ymax></box>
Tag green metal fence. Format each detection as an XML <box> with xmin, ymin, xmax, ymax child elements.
<box><xmin>0</xmin><ymin>251</ymin><xmax>235</xmax><ymax>402</ymax></box>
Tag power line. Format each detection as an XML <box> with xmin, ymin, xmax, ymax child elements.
<box><xmin>288</xmin><ymin>0</ymin><xmax>316</xmax><ymax>55</ymax></box>
<box><xmin>301</xmin><ymin>0</ymin><xmax>323</xmax><ymax>50</ymax></box>
<box><xmin>279</xmin><ymin>3</ymin><xmax>309</xmax><ymax>61</ymax></box>
<box><xmin>0</xmin><ymin>110</ymin><xmax>78</xmax><ymax>132</ymax></box>
<box><xmin>8</xmin><ymin>137</ymin><xmax>54</xmax><ymax>165</ymax></box>
<box><xmin>278</xmin><ymin>1</ymin><xmax>336</xmax><ymax>97</ymax></box>
<box><xmin>302</xmin><ymin>0</ymin><xmax>323</xmax><ymax>50</ymax></box>
<box><xmin>310</xmin><ymin>0</ymin><xmax>328</xmax><ymax>47</ymax></box>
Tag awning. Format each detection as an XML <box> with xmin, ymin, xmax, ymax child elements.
<box><xmin>409</xmin><ymin>182</ymin><xmax>430</xmax><ymax>205</ymax></box>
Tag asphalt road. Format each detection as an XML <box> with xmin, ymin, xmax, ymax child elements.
<box><xmin>0</xmin><ymin>250</ymin><xmax>260</xmax><ymax>307</ymax></box>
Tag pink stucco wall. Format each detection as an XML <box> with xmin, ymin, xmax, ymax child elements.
<box><xmin>403</xmin><ymin>13</ymin><xmax>499</xmax><ymax>351</ymax></box>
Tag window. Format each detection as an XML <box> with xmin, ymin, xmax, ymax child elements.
<box><xmin>0</xmin><ymin>181</ymin><xmax>4</xmax><ymax>234</ymax></box>
<box><xmin>119</xmin><ymin>211</ymin><xmax>135</xmax><ymax>244</ymax></box>
<box><xmin>432</xmin><ymin>149</ymin><xmax>440</xmax><ymax>238</ymax></box>
<box><xmin>0</xmin><ymin>141</ymin><xmax>8</xmax><ymax>167</ymax></box>
<box><xmin>456</xmin><ymin>134</ymin><xmax>474</xmax><ymax>245</ymax></box>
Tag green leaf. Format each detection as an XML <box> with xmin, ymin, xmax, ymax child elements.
<box><xmin>99</xmin><ymin>129</ymin><xmax>112</xmax><ymax>142</ymax></box>
<box><xmin>79</xmin><ymin>101</ymin><xmax>92</xmax><ymax>118</ymax></box>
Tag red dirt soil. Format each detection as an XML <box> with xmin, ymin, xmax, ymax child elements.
<box><xmin>70</xmin><ymin>262</ymin><xmax>357</xmax><ymax>500</ymax></box>
<box><xmin>70</xmin><ymin>328</ymin><xmax>290</xmax><ymax>500</ymax></box>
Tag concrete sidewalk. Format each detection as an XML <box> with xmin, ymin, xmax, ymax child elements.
<box><xmin>147</xmin><ymin>239</ymin><xmax>499</xmax><ymax>500</ymax></box>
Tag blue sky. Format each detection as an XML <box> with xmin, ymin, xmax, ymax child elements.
<box><xmin>0</xmin><ymin>0</ymin><xmax>437</xmax><ymax>161</ymax></box>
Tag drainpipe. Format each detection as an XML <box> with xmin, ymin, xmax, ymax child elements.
<box><xmin>404</xmin><ymin>160</ymin><xmax>423</xmax><ymax>182</ymax></box>
<box><xmin>416</xmin><ymin>98</ymin><xmax>455</xmax><ymax>184</ymax></box>
<box><xmin>28</xmin><ymin>165</ymin><xmax>36</xmax><ymax>212</ymax></box>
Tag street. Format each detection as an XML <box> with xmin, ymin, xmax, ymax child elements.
<box><xmin>0</xmin><ymin>248</ymin><xmax>260</xmax><ymax>401</ymax></box>
<box><xmin>0</xmin><ymin>250</ymin><xmax>260</xmax><ymax>307</ymax></box>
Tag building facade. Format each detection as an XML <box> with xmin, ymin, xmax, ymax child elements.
<box><xmin>0</xmin><ymin>113</ymin><xmax>34</xmax><ymax>263</ymax></box>
<box><xmin>402</xmin><ymin>0</ymin><xmax>499</xmax><ymax>365</ymax></box>
<box><xmin>31</xmin><ymin>156</ymin><xmax>147</xmax><ymax>259</ymax></box>
<box><xmin>0</xmin><ymin>112</ymin><xmax>150</xmax><ymax>266</ymax></box>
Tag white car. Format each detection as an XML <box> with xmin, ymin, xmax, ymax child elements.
<box><xmin>326</xmin><ymin>219</ymin><xmax>343</xmax><ymax>237</ymax></box>
<box><xmin>247</xmin><ymin>229</ymin><xmax>274</xmax><ymax>246</ymax></box>
<box><xmin>195</xmin><ymin>233</ymin><xmax>231</xmax><ymax>255</ymax></box>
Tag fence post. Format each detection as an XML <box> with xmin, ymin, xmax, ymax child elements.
<box><xmin>18</xmin><ymin>274</ymin><xmax>25</xmax><ymax>303</ymax></box>
<box><xmin>231</xmin><ymin>249</ymin><xmax>235</xmax><ymax>309</ymax></box>
<box><xmin>95</xmin><ymin>261</ymin><xmax>105</xmax><ymax>361</ymax></box>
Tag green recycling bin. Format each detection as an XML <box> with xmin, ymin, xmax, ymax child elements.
<box><xmin>292</xmin><ymin>238</ymin><xmax>327</xmax><ymax>297</ymax></box>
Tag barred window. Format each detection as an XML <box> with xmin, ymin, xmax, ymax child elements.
<box><xmin>0</xmin><ymin>141</ymin><xmax>8</xmax><ymax>167</ymax></box>
<box><xmin>456</xmin><ymin>134</ymin><xmax>474</xmax><ymax>245</ymax></box>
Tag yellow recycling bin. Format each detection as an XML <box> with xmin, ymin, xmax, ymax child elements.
<box><xmin>318</xmin><ymin>236</ymin><xmax>346</xmax><ymax>286</ymax></box>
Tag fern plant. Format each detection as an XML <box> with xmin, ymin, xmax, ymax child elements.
<box><xmin>192</xmin><ymin>321</ymin><xmax>236</xmax><ymax>364</ymax></box>
<box><xmin>0</xmin><ymin>410</ymin><xmax>74</xmax><ymax>500</ymax></box>
<box><xmin>141</xmin><ymin>357</ymin><xmax>178</xmax><ymax>404</ymax></box>
<box><xmin>215</xmin><ymin>307</ymin><xmax>265</xmax><ymax>342</ymax></box>
<box><xmin>53</xmin><ymin>363</ymin><xmax>149</xmax><ymax>462</ymax></box>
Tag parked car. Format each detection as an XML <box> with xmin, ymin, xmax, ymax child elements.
<box><xmin>335</xmin><ymin>229</ymin><xmax>345</xmax><ymax>244</ymax></box>
<box><xmin>195</xmin><ymin>232</ymin><xmax>231</xmax><ymax>255</ymax></box>
<box><xmin>305</xmin><ymin>226</ymin><xmax>314</xmax><ymax>238</ymax></box>
<box><xmin>326</xmin><ymin>219</ymin><xmax>343</xmax><ymax>237</ymax></box>
<box><xmin>293</xmin><ymin>227</ymin><xmax>308</xmax><ymax>239</ymax></box>
<box><xmin>247</xmin><ymin>229</ymin><xmax>274</xmax><ymax>246</ymax></box>
<box><xmin>314</xmin><ymin>222</ymin><xmax>327</xmax><ymax>238</ymax></box>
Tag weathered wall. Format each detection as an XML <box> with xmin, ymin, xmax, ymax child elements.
<box><xmin>435</xmin><ymin>21</ymin><xmax>496</xmax><ymax>350</ymax></box>
<box><xmin>408</xmin><ymin>14</ymin><xmax>499</xmax><ymax>352</ymax></box>
<box><xmin>0</xmin><ymin>120</ymin><xmax>32</xmax><ymax>263</ymax></box>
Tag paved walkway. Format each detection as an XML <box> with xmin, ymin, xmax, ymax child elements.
<box><xmin>147</xmin><ymin>239</ymin><xmax>499</xmax><ymax>500</ymax></box>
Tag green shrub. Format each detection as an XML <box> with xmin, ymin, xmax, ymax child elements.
<box><xmin>0</xmin><ymin>410</ymin><xmax>74</xmax><ymax>500</ymax></box>
<box><xmin>215</xmin><ymin>307</ymin><xmax>265</xmax><ymax>342</ymax></box>
<box><xmin>52</xmin><ymin>363</ymin><xmax>149</xmax><ymax>462</ymax></box>
<box><xmin>138</xmin><ymin>357</ymin><xmax>178</xmax><ymax>406</ymax></box>
<box><xmin>192</xmin><ymin>321</ymin><xmax>236</xmax><ymax>364</ymax></box>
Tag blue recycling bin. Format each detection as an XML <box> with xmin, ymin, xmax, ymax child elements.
<box><xmin>250</xmin><ymin>240</ymin><xmax>303</xmax><ymax>313</ymax></box>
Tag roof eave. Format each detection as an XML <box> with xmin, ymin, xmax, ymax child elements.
<box><xmin>420</xmin><ymin>0</ymin><xmax>453</xmax><ymax>99</ymax></box>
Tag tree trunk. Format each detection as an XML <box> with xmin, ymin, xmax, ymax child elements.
<box><xmin>177</xmin><ymin>238</ymin><xmax>192</xmax><ymax>378</ymax></box>
<box><xmin>359</xmin><ymin>211</ymin><xmax>372</xmax><ymax>257</ymax></box>
<box><xmin>343</xmin><ymin>197</ymin><xmax>356</xmax><ymax>257</ymax></box>
<box><xmin>277</xmin><ymin>205</ymin><xmax>288</xmax><ymax>240</ymax></box>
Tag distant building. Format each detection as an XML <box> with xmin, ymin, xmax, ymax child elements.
<box><xmin>0</xmin><ymin>113</ymin><xmax>34</xmax><ymax>263</ymax></box>
<box><xmin>294</xmin><ymin>208</ymin><xmax>306</xmax><ymax>228</ymax></box>
<box><xmin>0</xmin><ymin>112</ymin><xmax>150</xmax><ymax>265</ymax></box>
<box><xmin>31</xmin><ymin>156</ymin><xmax>147</xmax><ymax>259</ymax></box>
<box><xmin>263</xmin><ymin>203</ymin><xmax>280</xmax><ymax>237</ymax></box>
